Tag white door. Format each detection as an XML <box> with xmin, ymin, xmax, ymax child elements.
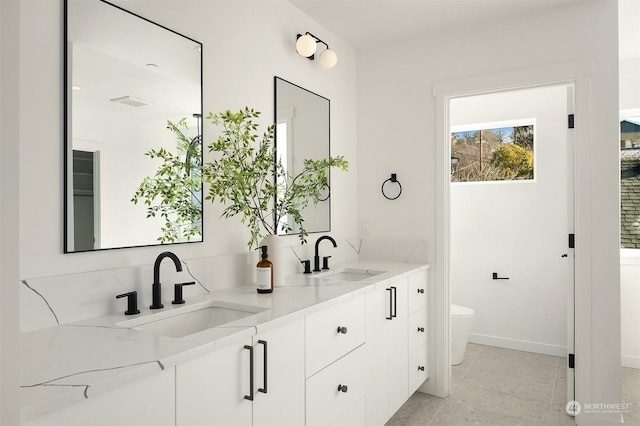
<box><xmin>449</xmin><ymin>84</ymin><xmax>575</xmax><ymax>405</ymax></box>
<box><xmin>252</xmin><ymin>317</ymin><xmax>305</xmax><ymax>426</ymax></box>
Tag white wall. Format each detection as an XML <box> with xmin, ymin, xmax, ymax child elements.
<box><xmin>11</xmin><ymin>1</ymin><xmax>357</xmax><ymax>420</ymax></box>
<box><xmin>1</xmin><ymin>1</ymin><xmax>21</xmax><ymax>423</ymax></box>
<box><xmin>450</xmin><ymin>86</ymin><xmax>569</xmax><ymax>357</ymax></box>
<box><xmin>18</xmin><ymin>0</ymin><xmax>358</xmax><ymax>280</ymax></box>
<box><xmin>357</xmin><ymin>1</ymin><xmax>620</xmax><ymax>422</ymax></box>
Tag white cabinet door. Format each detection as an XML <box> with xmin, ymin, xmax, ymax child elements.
<box><xmin>252</xmin><ymin>318</ymin><xmax>305</xmax><ymax>426</ymax></box>
<box><xmin>176</xmin><ymin>339</ymin><xmax>253</xmax><ymax>426</ymax></box>
<box><xmin>365</xmin><ymin>282</ymin><xmax>391</xmax><ymax>426</ymax></box>
<box><xmin>24</xmin><ymin>368</ymin><xmax>175</xmax><ymax>426</ymax></box>
<box><xmin>387</xmin><ymin>275</ymin><xmax>409</xmax><ymax>415</ymax></box>
<box><xmin>365</xmin><ymin>276</ymin><xmax>410</xmax><ymax>425</ymax></box>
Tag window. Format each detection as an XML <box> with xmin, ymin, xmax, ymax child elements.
<box><xmin>451</xmin><ymin>122</ymin><xmax>535</xmax><ymax>183</ymax></box>
<box><xmin>620</xmin><ymin>118</ymin><xmax>640</xmax><ymax>249</ymax></box>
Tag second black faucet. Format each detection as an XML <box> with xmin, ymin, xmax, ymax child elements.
<box><xmin>313</xmin><ymin>235</ymin><xmax>337</xmax><ymax>272</ymax></box>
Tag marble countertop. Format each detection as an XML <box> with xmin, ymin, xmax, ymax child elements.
<box><xmin>20</xmin><ymin>261</ymin><xmax>429</xmax><ymax>421</ymax></box>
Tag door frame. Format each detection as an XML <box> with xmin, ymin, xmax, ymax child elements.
<box><xmin>425</xmin><ymin>62</ymin><xmax>593</xmax><ymax>420</ymax></box>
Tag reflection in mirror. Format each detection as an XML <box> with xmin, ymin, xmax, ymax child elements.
<box><xmin>274</xmin><ymin>77</ymin><xmax>330</xmax><ymax>235</ymax></box>
<box><xmin>64</xmin><ymin>0</ymin><xmax>203</xmax><ymax>252</ymax></box>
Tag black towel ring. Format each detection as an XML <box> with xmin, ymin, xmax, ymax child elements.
<box><xmin>381</xmin><ymin>173</ymin><xmax>402</xmax><ymax>200</ymax></box>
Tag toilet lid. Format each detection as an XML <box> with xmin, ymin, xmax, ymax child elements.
<box><xmin>451</xmin><ymin>304</ymin><xmax>474</xmax><ymax>317</ymax></box>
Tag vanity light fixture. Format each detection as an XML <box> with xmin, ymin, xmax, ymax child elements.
<box><xmin>110</xmin><ymin>95</ymin><xmax>149</xmax><ymax>107</ymax></box>
<box><xmin>296</xmin><ymin>32</ymin><xmax>338</xmax><ymax>69</ymax></box>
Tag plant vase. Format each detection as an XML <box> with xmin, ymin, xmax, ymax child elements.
<box><xmin>259</xmin><ymin>234</ymin><xmax>285</xmax><ymax>287</ymax></box>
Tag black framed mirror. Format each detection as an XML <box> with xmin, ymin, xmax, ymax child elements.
<box><xmin>274</xmin><ymin>77</ymin><xmax>331</xmax><ymax>236</ymax></box>
<box><xmin>64</xmin><ymin>0</ymin><xmax>203</xmax><ymax>252</ymax></box>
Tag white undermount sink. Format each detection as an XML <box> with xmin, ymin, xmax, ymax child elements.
<box><xmin>117</xmin><ymin>300</ymin><xmax>266</xmax><ymax>339</ymax></box>
<box><xmin>311</xmin><ymin>267</ymin><xmax>387</xmax><ymax>283</ymax></box>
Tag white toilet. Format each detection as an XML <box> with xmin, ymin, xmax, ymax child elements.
<box><xmin>451</xmin><ymin>304</ymin><xmax>474</xmax><ymax>365</ymax></box>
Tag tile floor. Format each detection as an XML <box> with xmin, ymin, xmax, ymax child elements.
<box><xmin>387</xmin><ymin>343</ymin><xmax>640</xmax><ymax>425</ymax></box>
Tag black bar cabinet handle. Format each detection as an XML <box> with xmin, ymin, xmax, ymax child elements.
<box><xmin>244</xmin><ymin>345</ymin><xmax>254</xmax><ymax>401</ymax></box>
<box><xmin>391</xmin><ymin>286</ymin><xmax>397</xmax><ymax>318</ymax></box>
<box><xmin>386</xmin><ymin>288</ymin><xmax>393</xmax><ymax>320</ymax></box>
<box><xmin>258</xmin><ymin>340</ymin><xmax>267</xmax><ymax>394</ymax></box>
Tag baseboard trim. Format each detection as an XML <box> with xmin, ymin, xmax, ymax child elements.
<box><xmin>469</xmin><ymin>333</ymin><xmax>567</xmax><ymax>357</ymax></box>
<box><xmin>621</xmin><ymin>354</ymin><xmax>640</xmax><ymax>369</ymax></box>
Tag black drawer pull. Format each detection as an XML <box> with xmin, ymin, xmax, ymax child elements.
<box><xmin>244</xmin><ymin>345</ymin><xmax>254</xmax><ymax>401</ymax></box>
<box><xmin>417</xmin><ymin>288</ymin><xmax>425</xmax><ymax>294</ymax></box>
<box><xmin>418</xmin><ymin>366</ymin><xmax>425</xmax><ymax>372</ymax></box>
<box><xmin>337</xmin><ymin>326</ymin><xmax>348</xmax><ymax>334</ymax></box>
<box><xmin>417</xmin><ymin>327</ymin><xmax>425</xmax><ymax>333</ymax></box>
<box><xmin>338</xmin><ymin>384</ymin><xmax>348</xmax><ymax>393</ymax></box>
<box><xmin>386</xmin><ymin>288</ymin><xmax>393</xmax><ymax>320</ymax></box>
<box><xmin>258</xmin><ymin>340</ymin><xmax>267</xmax><ymax>394</ymax></box>
<box><xmin>391</xmin><ymin>286</ymin><xmax>397</xmax><ymax>318</ymax></box>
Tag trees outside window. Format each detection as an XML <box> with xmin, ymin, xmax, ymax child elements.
<box><xmin>451</xmin><ymin>124</ymin><xmax>534</xmax><ymax>182</ymax></box>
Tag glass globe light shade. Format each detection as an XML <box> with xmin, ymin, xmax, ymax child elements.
<box><xmin>296</xmin><ymin>34</ymin><xmax>317</xmax><ymax>57</ymax></box>
<box><xmin>318</xmin><ymin>48</ymin><xmax>338</xmax><ymax>69</ymax></box>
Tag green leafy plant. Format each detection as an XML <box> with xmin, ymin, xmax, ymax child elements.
<box><xmin>203</xmin><ymin>108</ymin><xmax>348</xmax><ymax>249</ymax></box>
<box><xmin>490</xmin><ymin>143</ymin><xmax>534</xmax><ymax>179</ymax></box>
<box><xmin>131</xmin><ymin>118</ymin><xmax>202</xmax><ymax>243</ymax></box>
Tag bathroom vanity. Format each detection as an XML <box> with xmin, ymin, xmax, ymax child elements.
<box><xmin>21</xmin><ymin>261</ymin><xmax>429</xmax><ymax>426</ymax></box>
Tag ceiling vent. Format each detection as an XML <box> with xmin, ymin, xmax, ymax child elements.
<box><xmin>109</xmin><ymin>95</ymin><xmax>149</xmax><ymax>107</ymax></box>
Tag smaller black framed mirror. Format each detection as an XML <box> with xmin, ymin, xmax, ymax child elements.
<box><xmin>274</xmin><ymin>77</ymin><xmax>331</xmax><ymax>236</ymax></box>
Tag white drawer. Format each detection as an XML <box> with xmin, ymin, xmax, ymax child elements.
<box><xmin>408</xmin><ymin>306</ymin><xmax>427</xmax><ymax>354</ymax></box>
<box><xmin>408</xmin><ymin>342</ymin><xmax>428</xmax><ymax>394</ymax></box>
<box><xmin>330</xmin><ymin>396</ymin><xmax>365</xmax><ymax>426</ymax></box>
<box><xmin>305</xmin><ymin>294</ymin><xmax>366</xmax><ymax>377</ymax></box>
<box><xmin>306</xmin><ymin>344</ymin><xmax>366</xmax><ymax>426</ymax></box>
<box><xmin>408</xmin><ymin>269</ymin><xmax>428</xmax><ymax>314</ymax></box>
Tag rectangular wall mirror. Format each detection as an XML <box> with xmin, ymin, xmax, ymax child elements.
<box><xmin>64</xmin><ymin>0</ymin><xmax>203</xmax><ymax>252</ymax></box>
<box><xmin>274</xmin><ymin>77</ymin><xmax>331</xmax><ymax>236</ymax></box>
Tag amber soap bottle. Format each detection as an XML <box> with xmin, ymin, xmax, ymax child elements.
<box><xmin>256</xmin><ymin>245</ymin><xmax>273</xmax><ymax>293</ymax></box>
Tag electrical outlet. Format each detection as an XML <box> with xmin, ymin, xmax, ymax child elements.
<box><xmin>362</xmin><ymin>219</ymin><xmax>370</xmax><ymax>236</ymax></box>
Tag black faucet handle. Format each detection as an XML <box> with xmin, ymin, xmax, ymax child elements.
<box><xmin>301</xmin><ymin>260</ymin><xmax>312</xmax><ymax>274</ymax></box>
<box><xmin>116</xmin><ymin>291</ymin><xmax>140</xmax><ymax>315</ymax></box>
<box><xmin>172</xmin><ymin>281</ymin><xmax>196</xmax><ymax>305</ymax></box>
<box><xmin>322</xmin><ymin>256</ymin><xmax>332</xmax><ymax>270</ymax></box>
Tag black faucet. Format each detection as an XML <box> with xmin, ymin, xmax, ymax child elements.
<box><xmin>150</xmin><ymin>251</ymin><xmax>182</xmax><ymax>309</ymax></box>
<box><xmin>314</xmin><ymin>235</ymin><xmax>337</xmax><ymax>272</ymax></box>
